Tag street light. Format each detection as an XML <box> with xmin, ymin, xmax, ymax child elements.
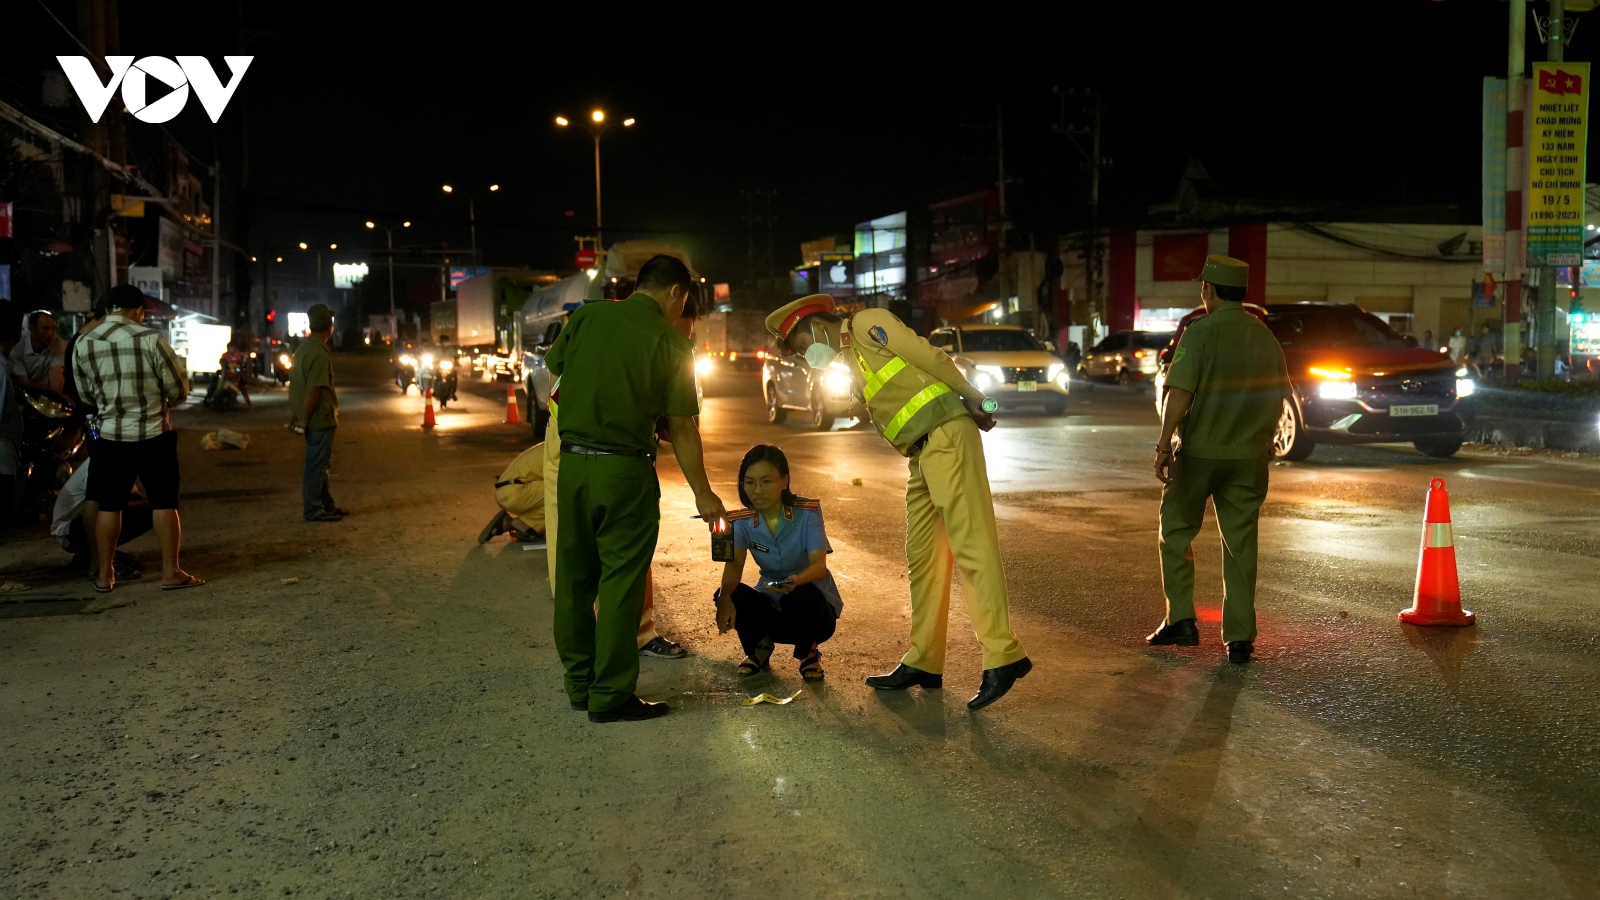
<box><xmin>442</xmin><ymin>183</ymin><xmax>499</xmax><ymax>260</ymax></box>
<box><xmin>366</xmin><ymin>219</ymin><xmax>412</xmax><ymax>315</ymax></box>
<box><xmin>556</xmin><ymin>108</ymin><xmax>635</xmax><ymax>248</ymax></box>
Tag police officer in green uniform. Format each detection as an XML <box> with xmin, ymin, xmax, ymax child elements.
<box><xmin>1147</xmin><ymin>255</ymin><xmax>1291</xmax><ymax>664</ymax></box>
<box><xmin>546</xmin><ymin>255</ymin><xmax>727</xmax><ymax>722</ymax></box>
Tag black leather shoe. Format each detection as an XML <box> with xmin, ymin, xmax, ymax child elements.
<box><xmin>1147</xmin><ymin>618</ymin><xmax>1200</xmax><ymax>646</ymax></box>
<box><xmin>864</xmin><ymin>664</ymin><xmax>943</xmax><ymax>691</ymax></box>
<box><xmin>587</xmin><ymin>695</ymin><xmax>670</xmax><ymax>723</ymax></box>
<box><xmin>1227</xmin><ymin>641</ymin><xmax>1254</xmax><ymax>664</ymax></box>
<box><xmin>967</xmin><ymin>657</ymin><xmax>1032</xmax><ymax>711</ymax></box>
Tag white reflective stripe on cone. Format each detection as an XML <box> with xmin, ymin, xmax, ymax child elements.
<box><xmin>1424</xmin><ymin>523</ymin><xmax>1454</xmax><ymax>548</ymax></box>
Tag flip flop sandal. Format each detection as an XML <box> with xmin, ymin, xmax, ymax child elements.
<box><xmin>92</xmin><ymin>581</ymin><xmax>114</xmax><ymax>594</ymax></box>
<box><xmin>800</xmin><ymin>650</ymin><xmax>825</xmax><ymax>682</ymax></box>
<box><xmin>161</xmin><ymin>575</ymin><xmax>207</xmax><ymax>591</ymax></box>
<box><xmin>735</xmin><ymin>657</ymin><xmax>766</xmax><ymax>677</ymax></box>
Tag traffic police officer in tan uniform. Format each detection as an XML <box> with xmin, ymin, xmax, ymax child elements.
<box><xmin>767</xmin><ymin>295</ymin><xmax>1030</xmax><ymax>709</ymax></box>
<box><xmin>1147</xmin><ymin>255</ymin><xmax>1290</xmax><ymax>664</ymax></box>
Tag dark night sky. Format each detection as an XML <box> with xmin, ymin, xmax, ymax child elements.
<box><xmin>4</xmin><ymin>1</ymin><xmax>1592</xmax><ymax>287</ymax></box>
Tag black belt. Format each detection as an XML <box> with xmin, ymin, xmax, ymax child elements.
<box><xmin>560</xmin><ymin>442</ymin><xmax>654</xmax><ymax>460</ymax></box>
<box><xmin>908</xmin><ymin>434</ymin><xmax>930</xmax><ymax>456</ymax></box>
<box><xmin>494</xmin><ymin>478</ymin><xmax>531</xmax><ymax>489</ymax></box>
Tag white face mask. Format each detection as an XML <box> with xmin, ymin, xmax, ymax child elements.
<box><xmin>804</xmin><ymin>342</ymin><xmax>838</xmax><ymax>370</ymax></box>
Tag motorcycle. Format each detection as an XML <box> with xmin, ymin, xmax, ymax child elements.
<box><xmin>273</xmin><ymin>349</ymin><xmax>293</xmax><ymax>385</ymax></box>
<box><xmin>203</xmin><ymin>360</ymin><xmax>250</xmax><ymax>412</ymax></box>
<box><xmin>18</xmin><ymin>387</ymin><xmax>86</xmax><ymax>520</ymax></box>
<box><xmin>398</xmin><ymin>351</ymin><xmax>459</xmax><ymax>407</ymax></box>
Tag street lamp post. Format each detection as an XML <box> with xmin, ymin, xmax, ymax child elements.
<box><xmin>441</xmin><ymin>183</ymin><xmax>499</xmax><ymax>263</ymax></box>
<box><xmin>556</xmin><ymin>110</ymin><xmax>634</xmax><ymax>249</ymax></box>
<box><xmin>365</xmin><ymin>219</ymin><xmax>412</xmax><ymax>315</ymax></box>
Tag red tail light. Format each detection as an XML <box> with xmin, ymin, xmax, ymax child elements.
<box><xmin>1133</xmin><ymin>350</ymin><xmax>1150</xmax><ymax>359</ymax></box>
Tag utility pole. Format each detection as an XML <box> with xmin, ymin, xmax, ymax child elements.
<box><xmin>996</xmin><ymin>105</ymin><xmax>1009</xmax><ymax>245</ymax></box>
<box><xmin>741</xmin><ymin>189</ymin><xmax>776</xmax><ymax>292</ymax></box>
<box><xmin>211</xmin><ymin>160</ymin><xmax>222</xmax><ymax>318</ymax></box>
<box><xmin>1055</xmin><ymin>87</ymin><xmax>1109</xmax><ymax>334</ymax></box>
<box><xmin>1506</xmin><ymin>0</ymin><xmax>1527</xmax><ymax>383</ymax></box>
<box><xmin>593</xmin><ymin>133</ymin><xmax>603</xmax><ymax>249</ymax></box>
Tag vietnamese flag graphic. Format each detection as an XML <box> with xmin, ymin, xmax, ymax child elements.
<box><xmin>1540</xmin><ymin>68</ymin><xmax>1584</xmax><ymax>95</ymax></box>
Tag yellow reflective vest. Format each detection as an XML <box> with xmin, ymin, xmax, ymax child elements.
<box><xmin>842</xmin><ymin>312</ymin><xmax>970</xmax><ymax>456</ymax></box>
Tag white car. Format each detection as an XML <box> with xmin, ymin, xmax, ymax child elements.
<box><xmin>928</xmin><ymin>325</ymin><xmax>1070</xmax><ymax>415</ymax></box>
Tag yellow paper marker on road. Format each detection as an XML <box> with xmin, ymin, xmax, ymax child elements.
<box><xmin>742</xmin><ymin>690</ymin><xmax>802</xmax><ymax>706</ymax></box>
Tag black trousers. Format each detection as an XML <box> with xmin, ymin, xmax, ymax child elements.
<box><xmin>722</xmin><ymin>582</ymin><xmax>837</xmax><ymax>660</ymax></box>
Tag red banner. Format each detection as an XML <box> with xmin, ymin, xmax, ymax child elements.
<box><xmin>1538</xmin><ymin>68</ymin><xmax>1584</xmax><ymax>96</ymax></box>
<box><xmin>0</xmin><ymin>202</ymin><xmax>12</xmax><ymax>239</ymax></box>
<box><xmin>1151</xmin><ymin>233</ymin><xmax>1209</xmax><ymax>282</ymax></box>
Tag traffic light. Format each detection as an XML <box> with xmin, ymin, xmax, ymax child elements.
<box><xmin>265</xmin><ymin>310</ymin><xmax>276</xmax><ymax>324</ymax></box>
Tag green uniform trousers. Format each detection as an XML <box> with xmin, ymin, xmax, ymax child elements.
<box><xmin>553</xmin><ymin>452</ymin><xmax>660</xmax><ymax>712</ymax></box>
<box><xmin>1159</xmin><ymin>454</ymin><xmax>1269</xmax><ymax>644</ymax></box>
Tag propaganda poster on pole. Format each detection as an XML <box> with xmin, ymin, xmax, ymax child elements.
<box><xmin>1526</xmin><ymin>62</ymin><xmax>1589</xmax><ymax>267</ymax></box>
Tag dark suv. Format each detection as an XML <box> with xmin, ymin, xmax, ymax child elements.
<box><xmin>1267</xmin><ymin>304</ymin><xmax>1474</xmax><ymax>459</ymax></box>
<box><xmin>1156</xmin><ymin>303</ymin><xmax>1476</xmax><ymax>460</ymax></box>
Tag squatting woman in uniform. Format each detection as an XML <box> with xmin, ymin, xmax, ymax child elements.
<box><xmin>714</xmin><ymin>445</ymin><xmax>842</xmax><ymax>681</ymax></box>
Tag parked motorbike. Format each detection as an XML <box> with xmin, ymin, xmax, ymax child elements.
<box><xmin>18</xmin><ymin>387</ymin><xmax>86</xmax><ymax>520</ymax></box>
<box><xmin>273</xmin><ymin>350</ymin><xmax>293</xmax><ymax>385</ymax></box>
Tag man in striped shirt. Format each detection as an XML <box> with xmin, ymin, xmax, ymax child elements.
<box><xmin>71</xmin><ymin>285</ymin><xmax>204</xmax><ymax>593</ymax></box>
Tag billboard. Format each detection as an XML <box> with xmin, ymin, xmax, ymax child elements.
<box><xmin>449</xmin><ymin>266</ymin><xmax>491</xmax><ymax>290</ymax></box>
<box><xmin>854</xmin><ymin>212</ymin><xmax>906</xmax><ymax>294</ymax></box>
<box><xmin>1527</xmin><ymin>62</ymin><xmax>1589</xmax><ymax>266</ymax></box>
<box><xmin>128</xmin><ymin>266</ymin><xmax>163</xmax><ymax>300</ymax></box>
<box><xmin>333</xmin><ymin>262</ymin><xmax>369</xmax><ymax>289</ymax></box>
<box><xmin>819</xmin><ymin>251</ymin><xmax>854</xmax><ymax>297</ymax></box>
<box><xmin>1482</xmin><ymin>77</ymin><xmax>1507</xmax><ymax>273</ymax></box>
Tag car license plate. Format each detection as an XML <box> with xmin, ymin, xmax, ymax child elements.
<box><xmin>1017</xmin><ymin>380</ymin><xmax>1038</xmax><ymax>392</ymax></box>
<box><xmin>1390</xmin><ymin>404</ymin><xmax>1438</xmax><ymax>417</ymax></box>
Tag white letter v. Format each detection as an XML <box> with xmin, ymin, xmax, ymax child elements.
<box><xmin>57</xmin><ymin>56</ymin><xmax>133</xmax><ymax>123</ymax></box>
<box><xmin>177</xmin><ymin>56</ymin><xmax>253</xmax><ymax>123</ymax></box>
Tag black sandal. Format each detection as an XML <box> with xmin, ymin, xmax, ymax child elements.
<box><xmin>736</xmin><ymin>638</ymin><xmax>774</xmax><ymax>677</ymax></box>
<box><xmin>799</xmin><ymin>648</ymin><xmax>825</xmax><ymax>681</ymax></box>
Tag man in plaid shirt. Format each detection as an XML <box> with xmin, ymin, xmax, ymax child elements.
<box><xmin>71</xmin><ymin>285</ymin><xmax>204</xmax><ymax>593</ymax></box>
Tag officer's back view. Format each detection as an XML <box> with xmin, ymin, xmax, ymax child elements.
<box><xmin>1147</xmin><ymin>255</ymin><xmax>1290</xmax><ymax>664</ymax></box>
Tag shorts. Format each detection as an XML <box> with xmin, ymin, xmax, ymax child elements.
<box><xmin>87</xmin><ymin>432</ymin><xmax>181</xmax><ymax>511</ymax></box>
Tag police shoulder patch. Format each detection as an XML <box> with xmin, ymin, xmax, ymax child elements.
<box><xmin>726</xmin><ymin>508</ymin><xmax>757</xmax><ymax>521</ymax></box>
<box><xmin>869</xmin><ymin>325</ymin><xmax>889</xmax><ymax>345</ymax></box>
<box><xmin>791</xmin><ymin>497</ymin><xmax>821</xmax><ymax>511</ymax></box>
<box><xmin>1172</xmin><ymin>347</ymin><xmax>1187</xmax><ymax>365</ymax></box>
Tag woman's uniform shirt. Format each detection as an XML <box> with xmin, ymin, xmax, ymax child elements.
<box><xmin>729</xmin><ymin>498</ymin><xmax>843</xmax><ymax>618</ymax></box>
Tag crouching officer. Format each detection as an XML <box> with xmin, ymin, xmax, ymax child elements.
<box><xmin>1148</xmin><ymin>255</ymin><xmax>1291</xmax><ymax>664</ymax></box>
<box><xmin>767</xmin><ymin>295</ymin><xmax>1030</xmax><ymax>710</ymax></box>
<box><xmin>546</xmin><ymin>255</ymin><xmax>726</xmax><ymax>722</ymax></box>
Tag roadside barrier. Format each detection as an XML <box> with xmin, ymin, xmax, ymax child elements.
<box><xmin>422</xmin><ymin>386</ymin><xmax>437</xmax><ymax>430</ymax></box>
<box><xmin>504</xmin><ymin>384</ymin><xmax>522</xmax><ymax>425</ymax></box>
<box><xmin>1399</xmin><ymin>478</ymin><xmax>1475</xmax><ymax>626</ymax></box>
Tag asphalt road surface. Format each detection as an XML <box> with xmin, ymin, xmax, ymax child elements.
<box><xmin>2</xmin><ymin>356</ymin><xmax>1597</xmax><ymax>899</ymax></box>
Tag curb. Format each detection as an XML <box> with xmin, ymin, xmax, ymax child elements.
<box><xmin>1467</xmin><ymin>415</ymin><xmax>1600</xmax><ymax>453</ymax></box>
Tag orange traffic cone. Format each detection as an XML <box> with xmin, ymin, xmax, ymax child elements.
<box><xmin>422</xmin><ymin>387</ymin><xmax>437</xmax><ymax>430</ymax></box>
<box><xmin>1399</xmin><ymin>478</ymin><xmax>1474</xmax><ymax>626</ymax></box>
<box><xmin>503</xmin><ymin>384</ymin><xmax>522</xmax><ymax>425</ymax></box>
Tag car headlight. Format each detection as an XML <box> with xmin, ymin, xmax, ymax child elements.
<box><xmin>694</xmin><ymin>356</ymin><xmax>713</xmax><ymax>375</ymax></box>
<box><xmin>278</xmin><ymin>353</ymin><xmax>292</xmax><ymax>368</ymax></box>
<box><xmin>400</xmin><ymin>354</ymin><xmax>415</xmax><ymax>367</ymax></box>
<box><xmin>1317</xmin><ymin>381</ymin><xmax>1359</xmax><ymax>400</ymax></box>
<box><xmin>824</xmin><ymin>369</ymin><xmax>852</xmax><ymax>393</ymax></box>
<box><xmin>973</xmin><ymin>365</ymin><xmax>1004</xmax><ymax>390</ymax></box>
<box><xmin>439</xmin><ymin>359</ymin><xmax>454</xmax><ymax>372</ymax></box>
<box><xmin>1047</xmin><ymin>363</ymin><xmax>1066</xmax><ymax>385</ymax></box>
<box><xmin>421</xmin><ymin>353</ymin><xmax>434</xmax><ymax>368</ymax></box>
<box><xmin>1456</xmin><ymin>378</ymin><xmax>1476</xmax><ymax>398</ymax></box>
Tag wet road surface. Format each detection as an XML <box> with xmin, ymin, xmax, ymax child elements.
<box><xmin>2</xmin><ymin>358</ymin><xmax>1596</xmax><ymax>898</ymax></box>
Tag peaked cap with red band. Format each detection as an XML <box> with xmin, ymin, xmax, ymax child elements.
<box><xmin>764</xmin><ymin>294</ymin><xmax>837</xmax><ymax>342</ymax></box>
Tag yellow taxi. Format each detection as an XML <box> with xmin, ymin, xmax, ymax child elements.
<box><xmin>928</xmin><ymin>324</ymin><xmax>1071</xmax><ymax>415</ymax></box>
